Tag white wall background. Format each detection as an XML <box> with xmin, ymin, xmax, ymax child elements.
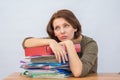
<box><xmin>0</xmin><ymin>0</ymin><xmax>120</xmax><ymax>79</ymax></box>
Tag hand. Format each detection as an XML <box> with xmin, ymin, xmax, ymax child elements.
<box><xmin>59</xmin><ymin>40</ymin><xmax>76</xmax><ymax>54</ymax></box>
<box><xmin>59</xmin><ymin>40</ymin><xmax>74</xmax><ymax>47</ymax></box>
<box><xmin>49</xmin><ymin>40</ymin><xmax>68</xmax><ymax>63</ymax></box>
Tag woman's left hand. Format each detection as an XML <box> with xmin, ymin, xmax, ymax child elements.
<box><xmin>59</xmin><ymin>40</ymin><xmax>74</xmax><ymax>47</ymax></box>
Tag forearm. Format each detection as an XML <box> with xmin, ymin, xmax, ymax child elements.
<box><xmin>65</xmin><ymin>41</ymin><xmax>82</xmax><ymax>77</ymax></box>
<box><xmin>23</xmin><ymin>38</ymin><xmax>56</xmax><ymax>48</ymax></box>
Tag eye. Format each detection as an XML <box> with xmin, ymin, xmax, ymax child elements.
<box><xmin>64</xmin><ymin>24</ymin><xmax>70</xmax><ymax>28</ymax></box>
<box><xmin>54</xmin><ymin>26</ymin><xmax>60</xmax><ymax>31</ymax></box>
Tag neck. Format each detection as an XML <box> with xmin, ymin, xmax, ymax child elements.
<box><xmin>72</xmin><ymin>35</ymin><xmax>82</xmax><ymax>44</ymax></box>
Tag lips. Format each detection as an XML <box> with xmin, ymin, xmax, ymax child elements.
<box><xmin>61</xmin><ymin>36</ymin><xmax>67</xmax><ymax>39</ymax></box>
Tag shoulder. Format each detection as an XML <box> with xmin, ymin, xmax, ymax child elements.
<box><xmin>81</xmin><ymin>35</ymin><xmax>97</xmax><ymax>47</ymax></box>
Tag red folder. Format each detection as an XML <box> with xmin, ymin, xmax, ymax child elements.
<box><xmin>24</xmin><ymin>44</ymin><xmax>81</xmax><ymax>56</ymax></box>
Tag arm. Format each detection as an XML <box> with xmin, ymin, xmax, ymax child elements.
<box><xmin>22</xmin><ymin>37</ymin><xmax>68</xmax><ymax>63</ymax></box>
<box><xmin>60</xmin><ymin>39</ymin><xmax>98</xmax><ymax>77</ymax></box>
<box><xmin>23</xmin><ymin>37</ymin><xmax>55</xmax><ymax>48</ymax></box>
<box><xmin>59</xmin><ymin>40</ymin><xmax>82</xmax><ymax>77</ymax></box>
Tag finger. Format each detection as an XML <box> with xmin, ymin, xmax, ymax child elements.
<box><xmin>53</xmin><ymin>50</ymin><xmax>59</xmax><ymax>62</ymax></box>
<box><xmin>54</xmin><ymin>51</ymin><xmax>61</xmax><ymax>63</ymax></box>
<box><xmin>55</xmin><ymin>54</ymin><xmax>59</xmax><ymax>62</ymax></box>
<box><xmin>57</xmin><ymin>52</ymin><xmax>61</xmax><ymax>63</ymax></box>
<box><xmin>60</xmin><ymin>51</ymin><xmax>67</xmax><ymax>63</ymax></box>
<box><xmin>64</xmin><ymin>53</ymin><xmax>68</xmax><ymax>61</ymax></box>
<box><xmin>64</xmin><ymin>51</ymin><xmax>68</xmax><ymax>61</ymax></box>
<box><xmin>61</xmin><ymin>54</ymin><xmax>65</xmax><ymax>63</ymax></box>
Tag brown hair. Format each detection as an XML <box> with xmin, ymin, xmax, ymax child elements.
<box><xmin>47</xmin><ymin>9</ymin><xmax>82</xmax><ymax>42</ymax></box>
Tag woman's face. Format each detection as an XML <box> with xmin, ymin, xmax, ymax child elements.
<box><xmin>53</xmin><ymin>18</ymin><xmax>77</xmax><ymax>41</ymax></box>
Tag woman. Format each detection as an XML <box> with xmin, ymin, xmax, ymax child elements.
<box><xmin>22</xmin><ymin>9</ymin><xmax>98</xmax><ymax>77</ymax></box>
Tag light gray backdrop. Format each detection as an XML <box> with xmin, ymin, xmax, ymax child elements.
<box><xmin>0</xmin><ymin>0</ymin><xmax>120</xmax><ymax>79</ymax></box>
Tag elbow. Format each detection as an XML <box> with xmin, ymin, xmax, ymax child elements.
<box><xmin>71</xmin><ymin>63</ymin><xmax>83</xmax><ymax>77</ymax></box>
<box><xmin>71</xmin><ymin>66</ymin><xmax>82</xmax><ymax>77</ymax></box>
<box><xmin>72</xmin><ymin>71</ymin><xmax>81</xmax><ymax>78</ymax></box>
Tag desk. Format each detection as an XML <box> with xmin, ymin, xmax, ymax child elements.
<box><xmin>4</xmin><ymin>72</ymin><xmax>120</xmax><ymax>80</ymax></box>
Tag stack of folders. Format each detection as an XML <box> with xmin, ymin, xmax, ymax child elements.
<box><xmin>20</xmin><ymin>44</ymin><xmax>81</xmax><ymax>78</ymax></box>
<box><xmin>20</xmin><ymin>55</ymin><xmax>72</xmax><ymax>78</ymax></box>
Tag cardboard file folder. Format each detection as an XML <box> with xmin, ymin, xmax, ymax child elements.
<box><xmin>24</xmin><ymin>44</ymin><xmax>81</xmax><ymax>56</ymax></box>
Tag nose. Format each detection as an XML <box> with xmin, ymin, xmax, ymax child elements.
<box><xmin>60</xmin><ymin>28</ymin><xmax>65</xmax><ymax>33</ymax></box>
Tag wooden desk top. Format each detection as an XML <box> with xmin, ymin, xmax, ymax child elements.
<box><xmin>4</xmin><ymin>72</ymin><xmax>120</xmax><ymax>80</ymax></box>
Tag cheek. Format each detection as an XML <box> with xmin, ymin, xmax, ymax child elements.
<box><xmin>71</xmin><ymin>32</ymin><xmax>75</xmax><ymax>37</ymax></box>
<box><xmin>68</xmin><ymin>30</ymin><xmax>75</xmax><ymax>38</ymax></box>
<box><xmin>68</xmin><ymin>29</ymin><xmax>75</xmax><ymax>34</ymax></box>
<box><xmin>54</xmin><ymin>31</ymin><xmax>59</xmax><ymax>37</ymax></box>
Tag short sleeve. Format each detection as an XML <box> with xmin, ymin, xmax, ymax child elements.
<box><xmin>22</xmin><ymin>37</ymin><xmax>33</xmax><ymax>48</ymax></box>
